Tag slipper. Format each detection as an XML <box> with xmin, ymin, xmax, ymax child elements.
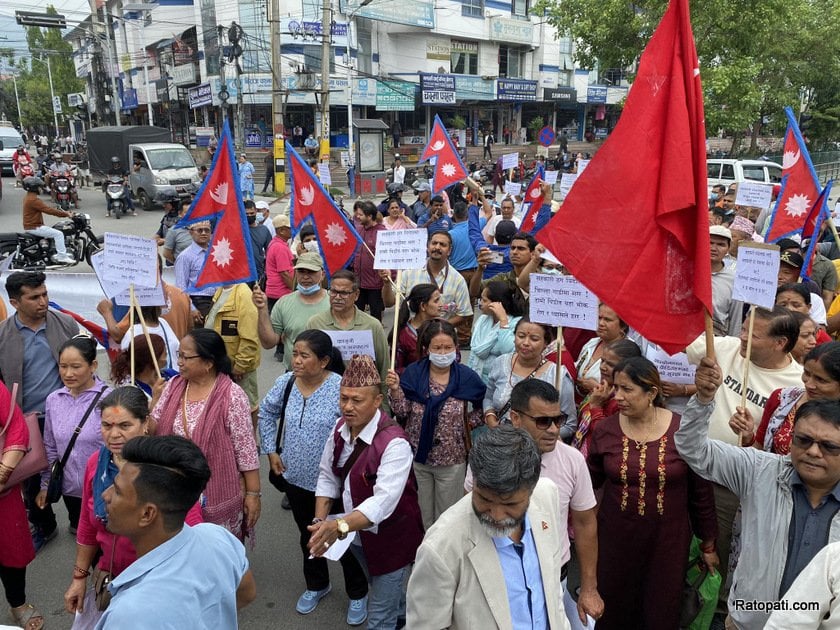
<box><xmin>10</xmin><ymin>603</ymin><xmax>44</xmax><ymax>630</ymax></box>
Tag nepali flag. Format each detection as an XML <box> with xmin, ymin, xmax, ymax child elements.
<box><xmin>520</xmin><ymin>165</ymin><xmax>549</xmax><ymax>233</ymax></box>
<box><xmin>175</xmin><ymin>119</ymin><xmax>257</xmax><ymax>289</ymax></box>
<box><xmin>764</xmin><ymin>107</ymin><xmax>822</xmax><ymax>243</ymax></box>
<box><xmin>420</xmin><ymin>115</ymin><xmax>469</xmax><ymax>195</ymax></box>
<box><xmin>536</xmin><ymin>0</ymin><xmax>711</xmax><ymax>355</ymax></box>
<box><xmin>49</xmin><ymin>301</ymin><xmax>121</xmax><ymax>362</ymax></box>
<box><xmin>287</xmin><ymin>144</ymin><xmax>362</xmax><ymax>278</ymax></box>
<box><xmin>800</xmin><ymin>181</ymin><xmax>833</xmax><ymax>282</ymax></box>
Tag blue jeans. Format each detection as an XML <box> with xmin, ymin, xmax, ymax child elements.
<box><xmin>350</xmin><ymin>543</ymin><xmax>410</xmax><ymax>629</ymax></box>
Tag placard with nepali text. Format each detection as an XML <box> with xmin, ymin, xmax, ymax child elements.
<box><xmin>646</xmin><ymin>345</ymin><xmax>696</xmax><ymax>385</ymax></box>
<box><xmin>543</xmin><ymin>170</ymin><xmax>559</xmax><ymax>185</ymax></box>
<box><xmin>502</xmin><ymin>153</ymin><xmax>519</xmax><ymax>170</ymax></box>
<box><xmin>559</xmin><ymin>173</ymin><xmax>578</xmax><ymax>198</ymax></box>
<box><xmin>373</xmin><ymin>229</ymin><xmax>428</xmax><ymax>270</ymax></box>
<box><xmin>732</xmin><ymin>242</ymin><xmax>780</xmax><ymax>310</ymax></box>
<box><xmin>529</xmin><ymin>273</ymin><xmax>598</xmax><ymax>329</ymax></box>
<box><xmin>324</xmin><ymin>330</ymin><xmax>375</xmax><ymax>361</ymax></box>
<box><xmin>504</xmin><ymin>181</ymin><xmax>522</xmax><ymax>198</ymax></box>
<box><xmin>103</xmin><ymin>233</ymin><xmax>158</xmax><ymax>290</ymax></box>
<box><xmin>735</xmin><ymin>181</ymin><xmax>774</xmax><ymax>209</ymax></box>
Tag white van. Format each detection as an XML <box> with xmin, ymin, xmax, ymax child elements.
<box><xmin>707</xmin><ymin>158</ymin><xmax>782</xmax><ymax>193</ymax></box>
<box><xmin>0</xmin><ymin>123</ymin><xmax>25</xmax><ymax>175</ymax></box>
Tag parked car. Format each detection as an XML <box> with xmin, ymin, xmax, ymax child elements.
<box><xmin>707</xmin><ymin>158</ymin><xmax>782</xmax><ymax>193</ymax></box>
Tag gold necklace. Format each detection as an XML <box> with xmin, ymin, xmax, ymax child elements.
<box><xmin>631</xmin><ymin>408</ymin><xmax>659</xmax><ymax>450</ymax></box>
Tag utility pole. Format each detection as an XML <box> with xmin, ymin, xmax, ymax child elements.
<box><xmin>228</xmin><ymin>22</ymin><xmax>245</xmax><ymax>153</ymax></box>
<box><xmin>45</xmin><ymin>57</ymin><xmax>60</xmax><ymax>138</ymax></box>
<box><xmin>319</xmin><ymin>0</ymin><xmax>331</xmax><ymax>161</ymax></box>
<box><xmin>103</xmin><ymin>2</ymin><xmax>122</xmax><ymax>126</ymax></box>
<box><xmin>268</xmin><ymin>0</ymin><xmax>285</xmax><ymax>193</ymax></box>
<box><xmin>217</xmin><ymin>25</ymin><xmax>228</xmax><ymax>128</ymax></box>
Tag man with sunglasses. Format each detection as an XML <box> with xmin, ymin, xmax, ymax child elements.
<box><xmin>463</xmin><ymin>379</ymin><xmax>603</xmax><ymax>625</ymax></box>
<box><xmin>677</xmin><ymin>357</ymin><xmax>840</xmax><ymax>630</ymax></box>
<box><xmin>174</xmin><ymin>221</ymin><xmax>216</xmax><ymax>322</ymax></box>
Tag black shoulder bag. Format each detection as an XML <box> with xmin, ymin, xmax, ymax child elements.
<box><xmin>46</xmin><ymin>388</ymin><xmax>106</xmax><ymax>504</ymax></box>
<box><xmin>268</xmin><ymin>376</ymin><xmax>296</xmax><ymax>492</ymax></box>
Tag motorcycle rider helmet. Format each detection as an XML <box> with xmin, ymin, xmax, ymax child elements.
<box><xmin>17</xmin><ymin>145</ymin><xmax>25</xmax><ymax>152</ymax></box>
<box><xmin>23</xmin><ymin>176</ymin><xmax>44</xmax><ymax>192</ymax></box>
<box><xmin>386</xmin><ymin>182</ymin><xmax>405</xmax><ymax>195</ymax></box>
<box><xmin>111</xmin><ymin>156</ymin><xmax>121</xmax><ymax>165</ymax></box>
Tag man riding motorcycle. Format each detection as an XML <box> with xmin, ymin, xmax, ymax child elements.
<box><xmin>22</xmin><ymin>176</ymin><xmax>75</xmax><ymax>264</ymax></box>
<box><xmin>103</xmin><ymin>156</ymin><xmax>136</xmax><ymax>217</ymax></box>
<box><xmin>49</xmin><ymin>153</ymin><xmax>80</xmax><ymax>209</ymax></box>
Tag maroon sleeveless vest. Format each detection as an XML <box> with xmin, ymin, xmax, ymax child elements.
<box><xmin>331</xmin><ymin>413</ymin><xmax>425</xmax><ymax>576</ymax></box>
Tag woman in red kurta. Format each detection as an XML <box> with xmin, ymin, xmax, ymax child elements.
<box><xmin>587</xmin><ymin>357</ymin><xmax>718</xmax><ymax>630</ymax></box>
<box><xmin>0</xmin><ymin>380</ymin><xmax>42</xmax><ymax>630</ymax></box>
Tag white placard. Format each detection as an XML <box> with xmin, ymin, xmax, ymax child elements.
<box><xmin>114</xmin><ymin>282</ymin><xmax>166</xmax><ymax>307</ymax></box>
<box><xmin>324</xmin><ymin>329</ymin><xmax>375</xmax><ymax>361</ymax></box>
<box><xmin>529</xmin><ymin>273</ymin><xmax>598</xmax><ymax>330</ymax></box>
<box><xmin>577</xmin><ymin>159</ymin><xmax>590</xmax><ymax>175</ymax></box>
<box><xmin>103</xmin><ymin>233</ymin><xmax>158</xmax><ymax>289</ymax></box>
<box><xmin>502</xmin><ymin>152</ymin><xmax>519</xmax><ymax>170</ymax></box>
<box><xmin>543</xmin><ymin>170</ymin><xmax>559</xmax><ymax>185</ymax></box>
<box><xmin>373</xmin><ymin>229</ymin><xmax>428</xmax><ymax>270</ymax></box>
<box><xmin>559</xmin><ymin>173</ymin><xmax>578</xmax><ymax>198</ymax></box>
<box><xmin>504</xmin><ymin>181</ymin><xmax>522</xmax><ymax>198</ymax></box>
<box><xmin>0</xmin><ymin>254</ymin><xmax>14</xmax><ymax>277</ymax></box>
<box><xmin>732</xmin><ymin>243</ymin><xmax>780</xmax><ymax>309</ymax></box>
<box><xmin>646</xmin><ymin>346</ymin><xmax>696</xmax><ymax>385</ymax></box>
<box><xmin>318</xmin><ymin>163</ymin><xmax>332</xmax><ymax>185</ymax></box>
<box><xmin>541</xmin><ymin>248</ymin><xmax>561</xmax><ymax>264</ymax></box>
<box><xmin>90</xmin><ymin>251</ymin><xmax>126</xmax><ymax>299</ymax></box>
<box><xmin>735</xmin><ymin>181</ymin><xmax>774</xmax><ymax>209</ymax></box>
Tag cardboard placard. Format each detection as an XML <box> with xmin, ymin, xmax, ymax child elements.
<box><xmin>543</xmin><ymin>170</ymin><xmax>559</xmax><ymax>185</ymax></box>
<box><xmin>324</xmin><ymin>329</ymin><xmax>375</xmax><ymax>361</ymax></box>
<box><xmin>734</xmin><ymin>181</ymin><xmax>774</xmax><ymax>209</ymax></box>
<box><xmin>501</xmin><ymin>152</ymin><xmax>519</xmax><ymax>170</ymax></box>
<box><xmin>529</xmin><ymin>273</ymin><xmax>598</xmax><ymax>329</ymax></box>
<box><xmin>504</xmin><ymin>181</ymin><xmax>522</xmax><ymax>197</ymax></box>
<box><xmin>318</xmin><ymin>163</ymin><xmax>332</xmax><ymax>185</ymax></box>
<box><xmin>646</xmin><ymin>346</ymin><xmax>696</xmax><ymax>385</ymax></box>
<box><xmin>373</xmin><ymin>229</ymin><xmax>428</xmax><ymax>270</ymax></box>
<box><xmin>103</xmin><ymin>233</ymin><xmax>158</xmax><ymax>290</ymax></box>
<box><xmin>559</xmin><ymin>173</ymin><xmax>578</xmax><ymax>198</ymax></box>
<box><xmin>90</xmin><ymin>251</ymin><xmax>127</xmax><ymax>299</ymax></box>
<box><xmin>732</xmin><ymin>243</ymin><xmax>780</xmax><ymax>309</ymax></box>
<box><xmin>577</xmin><ymin>159</ymin><xmax>590</xmax><ymax>174</ymax></box>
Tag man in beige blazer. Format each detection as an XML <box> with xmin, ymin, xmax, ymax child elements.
<box><xmin>406</xmin><ymin>426</ymin><xmax>572</xmax><ymax>630</ymax></box>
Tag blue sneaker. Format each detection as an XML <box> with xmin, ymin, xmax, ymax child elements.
<box><xmin>347</xmin><ymin>596</ymin><xmax>368</xmax><ymax>626</ymax></box>
<box><xmin>296</xmin><ymin>586</ymin><xmax>331</xmax><ymax>614</ymax></box>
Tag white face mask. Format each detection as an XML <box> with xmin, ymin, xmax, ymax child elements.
<box><xmin>304</xmin><ymin>240</ymin><xmax>319</xmax><ymax>253</ymax></box>
<box><xmin>428</xmin><ymin>351</ymin><xmax>456</xmax><ymax>368</ymax></box>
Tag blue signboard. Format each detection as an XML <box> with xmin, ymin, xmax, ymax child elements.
<box><xmin>121</xmin><ymin>87</ymin><xmax>138</xmax><ymax>110</ymax></box>
<box><xmin>587</xmin><ymin>86</ymin><xmax>608</xmax><ymax>103</ymax></box>
<box><xmin>245</xmin><ymin>129</ymin><xmax>264</xmax><ymax>148</ymax></box>
<box><xmin>496</xmin><ymin>79</ymin><xmax>537</xmax><ymax>102</ymax></box>
<box><xmin>454</xmin><ymin>76</ymin><xmax>495</xmax><ymax>101</ymax></box>
<box><xmin>376</xmin><ymin>81</ymin><xmax>416</xmax><ymax>111</ymax></box>
<box><xmin>538</xmin><ymin>126</ymin><xmax>555</xmax><ymax>147</ymax></box>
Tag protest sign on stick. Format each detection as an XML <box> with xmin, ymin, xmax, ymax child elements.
<box><xmin>373</xmin><ymin>229</ymin><xmax>427</xmax><ymax>270</ymax></box>
<box><xmin>529</xmin><ymin>274</ymin><xmax>598</xmax><ymax>330</ymax></box>
<box><xmin>103</xmin><ymin>233</ymin><xmax>158</xmax><ymax>290</ymax></box>
<box><xmin>734</xmin><ymin>181</ymin><xmax>773</xmax><ymax>209</ymax></box>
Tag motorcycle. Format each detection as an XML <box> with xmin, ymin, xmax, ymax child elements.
<box><xmin>105</xmin><ymin>175</ymin><xmax>130</xmax><ymax>219</ymax></box>
<box><xmin>0</xmin><ymin>213</ymin><xmax>103</xmax><ymax>270</ymax></box>
<box><xmin>52</xmin><ymin>170</ymin><xmax>76</xmax><ymax>211</ymax></box>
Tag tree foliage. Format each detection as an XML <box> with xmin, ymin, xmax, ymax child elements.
<box><xmin>535</xmin><ymin>0</ymin><xmax>840</xmax><ymax>148</ymax></box>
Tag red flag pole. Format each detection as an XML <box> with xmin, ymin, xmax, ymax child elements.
<box><xmin>740</xmin><ymin>307</ymin><xmax>756</xmax><ymax>409</ymax></box>
<box><xmin>129</xmin><ymin>285</ymin><xmax>135</xmax><ymax>386</ymax></box>
<box><xmin>704</xmin><ymin>310</ymin><xmax>716</xmax><ymax>361</ymax></box>
<box><xmin>390</xmin><ymin>271</ymin><xmax>402</xmax><ymax>370</ymax></box>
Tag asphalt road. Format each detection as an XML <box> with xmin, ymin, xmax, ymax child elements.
<box><xmin>0</xmin><ymin>175</ymin><xmax>377</xmax><ymax>630</ymax></box>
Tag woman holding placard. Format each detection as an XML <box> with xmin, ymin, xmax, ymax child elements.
<box><xmin>393</xmin><ymin>284</ymin><xmax>442</xmax><ymax>374</ymax></box>
<box><xmin>729</xmin><ymin>342</ymin><xmax>840</xmax><ymax>453</ymax></box>
<box><xmin>483</xmin><ymin>317</ymin><xmax>576</xmax><ymax>438</ymax></box>
<box><xmin>575</xmin><ymin>304</ymin><xmax>629</xmax><ymax>403</ymax></box>
<box><xmin>467</xmin><ymin>281</ymin><xmax>522</xmax><ymax>381</ymax></box>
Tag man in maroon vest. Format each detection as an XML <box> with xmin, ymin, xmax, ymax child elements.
<box><xmin>309</xmin><ymin>354</ymin><xmax>424</xmax><ymax>629</ymax></box>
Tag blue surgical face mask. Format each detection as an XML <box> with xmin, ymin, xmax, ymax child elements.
<box><xmin>297</xmin><ymin>282</ymin><xmax>321</xmax><ymax>295</ymax></box>
<box><xmin>428</xmin><ymin>351</ymin><xmax>456</xmax><ymax>368</ymax></box>
<box><xmin>710</xmin><ymin>193</ymin><xmax>719</xmax><ymax>201</ymax></box>
<box><xmin>255</xmin><ymin>214</ymin><xmax>266</xmax><ymax>224</ymax></box>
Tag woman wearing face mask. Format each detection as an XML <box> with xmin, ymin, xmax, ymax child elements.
<box><xmin>467</xmin><ymin>281</ymin><xmax>522</xmax><ymax>381</ymax></box>
<box><xmin>393</xmin><ymin>283</ymin><xmax>442</xmax><ymax>374</ymax></box>
<box><xmin>385</xmin><ymin>320</ymin><xmax>486</xmax><ymax>529</ymax></box>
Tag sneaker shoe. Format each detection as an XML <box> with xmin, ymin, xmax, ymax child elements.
<box><xmin>32</xmin><ymin>527</ymin><xmax>58</xmax><ymax>553</ymax></box>
<box><xmin>296</xmin><ymin>586</ymin><xmax>331</xmax><ymax>614</ymax></box>
<box><xmin>51</xmin><ymin>253</ymin><xmax>75</xmax><ymax>264</ymax></box>
<box><xmin>346</xmin><ymin>596</ymin><xmax>368</xmax><ymax>626</ymax></box>
<box><xmin>281</xmin><ymin>495</ymin><xmax>292</xmax><ymax>510</ymax></box>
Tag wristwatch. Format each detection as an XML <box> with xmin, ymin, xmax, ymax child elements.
<box><xmin>336</xmin><ymin>518</ymin><xmax>350</xmax><ymax>540</ymax></box>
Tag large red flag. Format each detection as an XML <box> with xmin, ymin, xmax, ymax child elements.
<box><xmin>536</xmin><ymin>0</ymin><xmax>711</xmax><ymax>354</ymax></box>
<box><xmin>176</xmin><ymin>120</ymin><xmax>257</xmax><ymax>289</ymax></box>
<box><xmin>287</xmin><ymin>145</ymin><xmax>362</xmax><ymax>278</ymax></box>
<box><xmin>764</xmin><ymin>107</ymin><xmax>822</xmax><ymax>242</ymax></box>
<box><xmin>419</xmin><ymin>115</ymin><xmax>469</xmax><ymax>194</ymax></box>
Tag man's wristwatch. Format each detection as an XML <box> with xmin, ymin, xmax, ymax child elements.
<box><xmin>336</xmin><ymin>518</ymin><xmax>350</xmax><ymax>540</ymax></box>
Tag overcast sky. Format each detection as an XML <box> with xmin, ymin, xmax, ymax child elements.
<box><xmin>1</xmin><ymin>0</ymin><xmax>93</xmax><ymax>58</ymax></box>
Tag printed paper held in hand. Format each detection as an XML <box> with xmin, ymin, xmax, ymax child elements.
<box><xmin>734</xmin><ymin>181</ymin><xmax>773</xmax><ymax>209</ymax></box>
<box><xmin>732</xmin><ymin>243</ymin><xmax>780</xmax><ymax>310</ymax></box>
<box><xmin>103</xmin><ymin>232</ymin><xmax>159</xmax><ymax>290</ymax></box>
<box><xmin>543</xmin><ymin>170</ymin><xmax>559</xmax><ymax>185</ymax></box>
<box><xmin>501</xmin><ymin>152</ymin><xmax>519</xmax><ymax>170</ymax></box>
<box><xmin>308</xmin><ymin>515</ymin><xmax>356</xmax><ymax>561</ymax></box>
<box><xmin>529</xmin><ymin>273</ymin><xmax>598</xmax><ymax>330</ymax></box>
<box><xmin>504</xmin><ymin>181</ymin><xmax>522</xmax><ymax>198</ymax></box>
<box><xmin>373</xmin><ymin>229</ymin><xmax>427</xmax><ymax>270</ymax></box>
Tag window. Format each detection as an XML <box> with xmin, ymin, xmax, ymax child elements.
<box><xmin>742</xmin><ymin>165</ymin><xmax>766</xmax><ymax>182</ymax></box>
<box><xmin>557</xmin><ymin>70</ymin><xmax>572</xmax><ymax>87</ymax></box>
<box><xmin>707</xmin><ymin>163</ymin><xmax>721</xmax><ymax>179</ymax></box>
<box><xmin>721</xmin><ymin>164</ymin><xmax>735</xmax><ymax>179</ymax></box>
<box><xmin>512</xmin><ymin>0</ymin><xmax>529</xmax><ymax>17</ymax></box>
<box><xmin>461</xmin><ymin>0</ymin><xmax>483</xmax><ymax>19</ymax></box>
<box><xmin>451</xmin><ymin>40</ymin><xmax>478</xmax><ymax>75</ymax></box>
<box><xmin>498</xmin><ymin>45</ymin><xmax>524</xmax><ymax>78</ymax></box>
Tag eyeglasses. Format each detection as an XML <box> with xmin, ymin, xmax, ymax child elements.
<box><xmin>792</xmin><ymin>433</ymin><xmax>840</xmax><ymax>457</ymax></box>
<box><xmin>190</xmin><ymin>228</ymin><xmax>211</xmax><ymax>234</ymax></box>
<box><xmin>329</xmin><ymin>288</ymin><xmax>356</xmax><ymax>297</ymax></box>
<box><xmin>176</xmin><ymin>352</ymin><xmax>201</xmax><ymax>361</ymax></box>
<box><xmin>513</xmin><ymin>410</ymin><xmax>568</xmax><ymax>430</ymax></box>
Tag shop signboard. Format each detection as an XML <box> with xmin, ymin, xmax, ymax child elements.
<box><xmin>340</xmin><ymin>0</ymin><xmax>434</xmax><ymax>28</ymax></box>
<box><xmin>377</xmin><ymin>81</ymin><xmax>416</xmax><ymax>111</ymax></box>
<box><xmin>280</xmin><ymin>19</ymin><xmax>348</xmax><ymax>47</ymax></box>
<box><xmin>455</xmin><ymin>75</ymin><xmax>495</xmax><ymax>101</ymax></box>
<box><xmin>543</xmin><ymin>87</ymin><xmax>577</xmax><ymax>103</ymax></box>
<box><xmin>188</xmin><ymin>82</ymin><xmax>212</xmax><ymax>109</ymax></box>
<box><xmin>353</xmin><ymin>78</ymin><xmax>377</xmax><ymax>106</ymax></box>
<box><xmin>421</xmin><ymin>73</ymin><xmax>456</xmax><ymax>105</ymax></box>
<box><xmin>121</xmin><ymin>88</ymin><xmax>138</xmax><ymax>110</ymax></box>
<box><xmin>489</xmin><ymin>16</ymin><xmax>534</xmax><ymax>45</ymax></box>
<box><xmin>426</xmin><ymin>40</ymin><xmax>451</xmax><ymax>61</ymax></box>
<box><xmin>496</xmin><ymin>79</ymin><xmax>537</xmax><ymax>102</ymax></box>
<box><xmin>171</xmin><ymin>63</ymin><xmax>197</xmax><ymax>86</ymax></box>
<box><xmin>587</xmin><ymin>86</ymin><xmax>608</xmax><ymax>103</ymax></box>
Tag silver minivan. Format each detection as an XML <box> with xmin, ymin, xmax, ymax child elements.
<box><xmin>129</xmin><ymin>143</ymin><xmax>200</xmax><ymax>209</ymax></box>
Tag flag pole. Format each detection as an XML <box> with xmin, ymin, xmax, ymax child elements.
<box><xmin>129</xmin><ymin>285</ymin><xmax>136</xmax><ymax>386</ymax></box>
<box><xmin>740</xmin><ymin>306</ymin><xmax>756</xmax><ymax>410</ymax></box>
<box><xmin>390</xmin><ymin>271</ymin><xmax>402</xmax><ymax>370</ymax></box>
<box><xmin>827</xmin><ymin>218</ymin><xmax>840</xmax><ymax>255</ymax></box>
<box><xmin>133</xmin><ymin>292</ymin><xmax>162</xmax><ymax>381</ymax></box>
<box><xmin>555</xmin><ymin>325</ymin><xmax>563</xmax><ymax>391</ymax></box>
<box><xmin>704</xmin><ymin>309</ymin><xmax>716</xmax><ymax>361</ymax></box>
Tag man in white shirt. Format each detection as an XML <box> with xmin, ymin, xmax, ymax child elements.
<box><xmin>392</xmin><ymin>155</ymin><xmax>405</xmax><ymax>185</ymax></box>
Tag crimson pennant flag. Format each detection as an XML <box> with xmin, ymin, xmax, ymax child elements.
<box><xmin>287</xmin><ymin>144</ymin><xmax>362</xmax><ymax>278</ymax></box>
<box><xmin>175</xmin><ymin>119</ymin><xmax>257</xmax><ymax>289</ymax></box>
<box><xmin>535</xmin><ymin>0</ymin><xmax>711</xmax><ymax>355</ymax></box>
<box><xmin>764</xmin><ymin>107</ymin><xmax>822</xmax><ymax>243</ymax></box>
<box><xmin>520</xmin><ymin>165</ymin><xmax>546</xmax><ymax>231</ymax></box>
<box><xmin>800</xmin><ymin>181</ymin><xmax>833</xmax><ymax>281</ymax></box>
<box><xmin>419</xmin><ymin>115</ymin><xmax>469</xmax><ymax>195</ymax></box>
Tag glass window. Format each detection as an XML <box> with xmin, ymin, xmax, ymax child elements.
<box><xmin>707</xmin><ymin>163</ymin><xmax>720</xmax><ymax>179</ymax></box>
<box><xmin>742</xmin><ymin>166</ymin><xmax>765</xmax><ymax>182</ymax></box>
<box><xmin>768</xmin><ymin>165</ymin><xmax>782</xmax><ymax>183</ymax></box>
<box><xmin>512</xmin><ymin>0</ymin><xmax>529</xmax><ymax>17</ymax></box>
<box><xmin>451</xmin><ymin>40</ymin><xmax>478</xmax><ymax>75</ymax></box>
<box><xmin>499</xmin><ymin>46</ymin><xmax>524</xmax><ymax>78</ymax></box>
<box><xmin>721</xmin><ymin>164</ymin><xmax>735</xmax><ymax>179</ymax></box>
<box><xmin>461</xmin><ymin>0</ymin><xmax>484</xmax><ymax>19</ymax></box>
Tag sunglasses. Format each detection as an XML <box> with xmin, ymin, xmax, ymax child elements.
<box><xmin>513</xmin><ymin>410</ymin><xmax>568</xmax><ymax>431</ymax></box>
<box><xmin>792</xmin><ymin>433</ymin><xmax>840</xmax><ymax>457</ymax></box>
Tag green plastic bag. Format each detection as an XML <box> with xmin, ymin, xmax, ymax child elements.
<box><xmin>681</xmin><ymin>537</ymin><xmax>722</xmax><ymax>630</ymax></box>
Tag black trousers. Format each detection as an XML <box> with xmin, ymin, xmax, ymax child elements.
<box><xmin>356</xmin><ymin>288</ymin><xmax>384</xmax><ymax>321</ymax></box>
<box><xmin>0</xmin><ymin>566</ymin><xmax>26</xmax><ymax>608</ymax></box>
<box><xmin>262</xmin><ymin>170</ymin><xmax>274</xmax><ymax>193</ymax></box>
<box><xmin>283</xmin><ymin>482</ymin><xmax>368</xmax><ymax>599</ymax></box>
<box><xmin>63</xmin><ymin>495</ymin><xmax>82</xmax><ymax>530</ymax></box>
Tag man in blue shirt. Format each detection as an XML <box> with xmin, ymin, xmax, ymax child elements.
<box><xmin>96</xmin><ymin>435</ymin><xmax>256</xmax><ymax>629</ymax></box>
<box><xmin>406</xmin><ymin>426</ymin><xmax>574</xmax><ymax>629</ymax></box>
<box><xmin>417</xmin><ymin>196</ymin><xmax>452</xmax><ymax>233</ymax></box>
<box><xmin>174</xmin><ymin>221</ymin><xmax>215</xmax><ymax>321</ymax></box>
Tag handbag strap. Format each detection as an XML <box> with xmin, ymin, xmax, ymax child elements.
<box><xmin>274</xmin><ymin>376</ymin><xmax>297</xmax><ymax>454</ymax></box>
<box><xmin>58</xmin><ymin>388</ymin><xmax>106</xmax><ymax>470</ymax></box>
<box><xmin>0</xmin><ymin>383</ymin><xmax>18</xmax><ymax>440</ymax></box>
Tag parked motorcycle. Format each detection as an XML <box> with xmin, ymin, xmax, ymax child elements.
<box><xmin>105</xmin><ymin>175</ymin><xmax>130</xmax><ymax>219</ymax></box>
<box><xmin>0</xmin><ymin>213</ymin><xmax>103</xmax><ymax>270</ymax></box>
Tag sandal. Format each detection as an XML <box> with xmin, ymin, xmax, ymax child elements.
<box><xmin>10</xmin><ymin>603</ymin><xmax>44</xmax><ymax>630</ymax></box>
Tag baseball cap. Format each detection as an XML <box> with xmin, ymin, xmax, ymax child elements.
<box><xmin>415</xmin><ymin>182</ymin><xmax>432</xmax><ymax>193</ymax></box>
<box><xmin>775</xmin><ymin>237</ymin><xmax>802</xmax><ymax>252</ymax></box>
<box><xmin>780</xmin><ymin>251</ymin><xmax>804</xmax><ymax>269</ymax></box>
<box><xmin>709</xmin><ymin>225</ymin><xmax>732</xmax><ymax>241</ymax></box>
<box><xmin>495</xmin><ymin>220</ymin><xmax>518</xmax><ymax>245</ymax></box>
<box><xmin>255</xmin><ymin>200</ymin><xmax>270</xmax><ymax>211</ymax></box>
<box><xmin>273</xmin><ymin>214</ymin><xmax>291</xmax><ymax>229</ymax></box>
<box><xmin>294</xmin><ymin>252</ymin><xmax>324</xmax><ymax>271</ymax></box>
